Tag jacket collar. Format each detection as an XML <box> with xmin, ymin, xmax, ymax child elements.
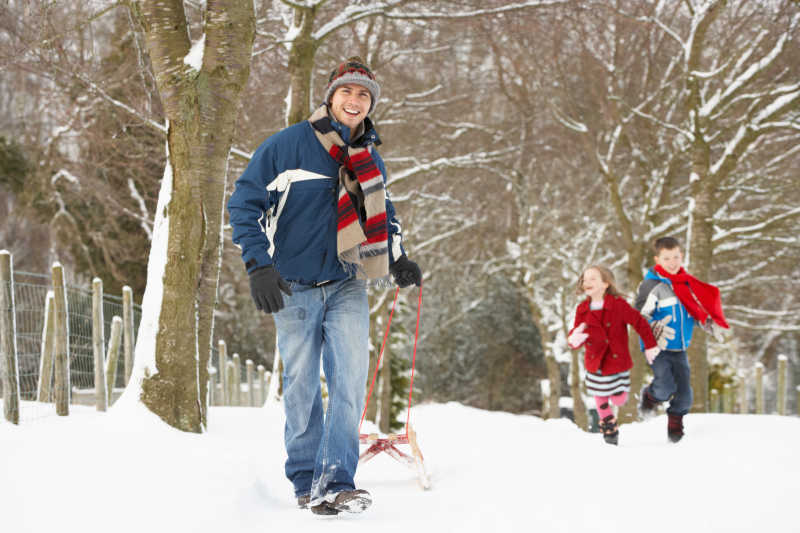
<box><xmin>645</xmin><ymin>267</ymin><xmax>671</xmax><ymax>285</ymax></box>
<box><xmin>329</xmin><ymin>114</ymin><xmax>382</xmax><ymax>148</ymax></box>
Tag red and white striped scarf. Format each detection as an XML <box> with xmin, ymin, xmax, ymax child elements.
<box><xmin>308</xmin><ymin>105</ymin><xmax>389</xmax><ymax>280</ymax></box>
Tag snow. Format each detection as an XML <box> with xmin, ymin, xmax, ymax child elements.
<box><xmin>114</xmin><ymin>154</ymin><xmax>173</xmax><ymax>410</ymax></box>
<box><xmin>2</xmin><ymin>401</ymin><xmax>798</xmax><ymax>532</ymax></box>
<box><xmin>183</xmin><ymin>34</ymin><xmax>205</xmax><ymax>71</ymax></box>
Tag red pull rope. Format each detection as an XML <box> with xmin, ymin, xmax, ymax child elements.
<box><xmin>359</xmin><ymin>287</ymin><xmax>400</xmax><ymax>432</ymax></box>
<box><xmin>404</xmin><ymin>281</ymin><xmax>423</xmax><ymax>438</ymax></box>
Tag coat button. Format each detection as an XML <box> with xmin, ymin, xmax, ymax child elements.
<box><xmin>606</xmin><ymin>322</ymin><xmax>611</xmax><ymax>327</ymax></box>
<box><xmin>612</xmin><ymin>353</ymin><xmax>618</xmax><ymax>358</ymax></box>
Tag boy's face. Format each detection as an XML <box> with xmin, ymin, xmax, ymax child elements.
<box><xmin>329</xmin><ymin>83</ymin><xmax>371</xmax><ymax>130</ymax></box>
<box><xmin>655</xmin><ymin>246</ymin><xmax>683</xmax><ymax>275</ymax></box>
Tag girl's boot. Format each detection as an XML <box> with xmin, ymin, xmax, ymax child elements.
<box><xmin>600</xmin><ymin>414</ymin><xmax>619</xmax><ymax>445</ymax></box>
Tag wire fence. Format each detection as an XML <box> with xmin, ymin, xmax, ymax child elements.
<box><xmin>3</xmin><ymin>270</ymin><xmax>142</xmax><ymax>422</ymax></box>
<box><xmin>1</xmin><ymin>267</ymin><xmax>269</xmax><ymax>425</ymax></box>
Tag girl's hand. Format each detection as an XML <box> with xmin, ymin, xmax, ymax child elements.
<box><xmin>568</xmin><ymin>323</ymin><xmax>588</xmax><ymax>348</ymax></box>
<box><xmin>644</xmin><ymin>346</ymin><xmax>661</xmax><ymax>364</ymax></box>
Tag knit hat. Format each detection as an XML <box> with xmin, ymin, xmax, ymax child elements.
<box><xmin>324</xmin><ymin>56</ymin><xmax>380</xmax><ymax>114</ymax></box>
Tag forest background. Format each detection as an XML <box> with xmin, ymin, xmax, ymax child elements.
<box><xmin>1</xmin><ymin>0</ymin><xmax>798</xmax><ymax>427</ymax></box>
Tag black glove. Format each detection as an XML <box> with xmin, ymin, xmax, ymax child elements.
<box><xmin>249</xmin><ymin>266</ymin><xmax>292</xmax><ymax>313</ymax></box>
<box><xmin>389</xmin><ymin>255</ymin><xmax>422</xmax><ymax>288</ymax></box>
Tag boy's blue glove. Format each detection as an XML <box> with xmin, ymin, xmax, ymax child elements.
<box><xmin>249</xmin><ymin>266</ymin><xmax>292</xmax><ymax>313</ymax></box>
<box><xmin>390</xmin><ymin>255</ymin><xmax>422</xmax><ymax>288</ymax></box>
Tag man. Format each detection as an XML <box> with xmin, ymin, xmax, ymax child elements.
<box><xmin>227</xmin><ymin>56</ymin><xmax>421</xmax><ymax>515</ymax></box>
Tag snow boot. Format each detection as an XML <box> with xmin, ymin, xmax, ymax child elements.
<box><xmin>667</xmin><ymin>414</ymin><xmax>684</xmax><ymax>443</ymax></box>
<box><xmin>325</xmin><ymin>489</ymin><xmax>372</xmax><ymax>514</ymax></box>
<box><xmin>297</xmin><ymin>494</ymin><xmax>310</xmax><ymax>509</ymax></box>
<box><xmin>599</xmin><ymin>414</ymin><xmax>619</xmax><ymax>446</ymax></box>
<box><xmin>639</xmin><ymin>385</ymin><xmax>659</xmax><ymax>418</ymax></box>
<box><xmin>310</xmin><ymin>501</ymin><xmax>340</xmax><ymax>516</ymax></box>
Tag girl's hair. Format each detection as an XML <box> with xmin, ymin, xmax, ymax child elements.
<box><xmin>576</xmin><ymin>265</ymin><xmax>624</xmax><ymax>297</ymax></box>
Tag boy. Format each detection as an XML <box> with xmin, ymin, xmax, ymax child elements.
<box><xmin>634</xmin><ymin>237</ymin><xmax>728</xmax><ymax>442</ymax></box>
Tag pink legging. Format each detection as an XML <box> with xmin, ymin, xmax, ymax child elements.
<box><xmin>595</xmin><ymin>392</ymin><xmax>628</xmax><ymax>419</ymax></box>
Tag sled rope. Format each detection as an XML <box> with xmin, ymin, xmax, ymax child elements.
<box><xmin>359</xmin><ymin>282</ymin><xmax>423</xmax><ymax>437</ymax></box>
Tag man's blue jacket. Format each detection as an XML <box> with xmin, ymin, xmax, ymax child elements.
<box><xmin>227</xmin><ymin>117</ymin><xmax>404</xmax><ymax>285</ymax></box>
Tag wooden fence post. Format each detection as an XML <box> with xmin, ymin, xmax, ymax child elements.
<box><xmin>208</xmin><ymin>367</ymin><xmax>217</xmax><ymax>406</ymax></box>
<box><xmin>37</xmin><ymin>292</ymin><xmax>56</xmax><ymax>403</ymax></box>
<box><xmin>51</xmin><ymin>263</ymin><xmax>70</xmax><ymax>416</ymax></box>
<box><xmin>92</xmin><ymin>278</ymin><xmax>107</xmax><ymax>412</ymax></box>
<box><xmin>266</xmin><ymin>345</ymin><xmax>281</xmax><ymax>403</ymax></box>
<box><xmin>246</xmin><ymin>359</ymin><xmax>255</xmax><ymax>407</ymax></box>
<box><xmin>232</xmin><ymin>353</ymin><xmax>242</xmax><ymax>406</ymax></box>
<box><xmin>723</xmin><ymin>383</ymin><xmax>733</xmax><ymax>414</ymax></box>
<box><xmin>105</xmin><ymin>316</ymin><xmax>122</xmax><ymax>403</ymax></box>
<box><xmin>777</xmin><ymin>355</ymin><xmax>787</xmax><ymax>416</ymax></box>
<box><xmin>257</xmin><ymin>365</ymin><xmax>266</xmax><ymax>406</ymax></box>
<box><xmin>0</xmin><ymin>251</ymin><xmax>21</xmax><ymax>424</ymax></box>
<box><xmin>755</xmin><ymin>363</ymin><xmax>764</xmax><ymax>414</ymax></box>
<box><xmin>737</xmin><ymin>371</ymin><xmax>747</xmax><ymax>414</ymax></box>
<box><xmin>218</xmin><ymin>340</ymin><xmax>228</xmax><ymax>406</ymax></box>
<box><xmin>796</xmin><ymin>385</ymin><xmax>800</xmax><ymax>417</ymax></box>
<box><xmin>226</xmin><ymin>361</ymin><xmax>236</xmax><ymax>406</ymax></box>
<box><xmin>710</xmin><ymin>389</ymin><xmax>720</xmax><ymax>413</ymax></box>
<box><xmin>122</xmin><ymin>286</ymin><xmax>134</xmax><ymax>386</ymax></box>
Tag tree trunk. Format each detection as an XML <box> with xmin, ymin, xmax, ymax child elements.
<box><xmin>618</xmin><ymin>261</ymin><xmax>646</xmax><ymax>425</ymax></box>
<box><xmin>686</xmin><ymin>164</ymin><xmax>715</xmax><ymax>413</ymax></box>
<box><xmin>286</xmin><ymin>6</ymin><xmax>319</xmax><ymax>126</ymax></box>
<box><xmin>128</xmin><ymin>0</ymin><xmax>254</xmax><ymax>432</ymax></box>
<box><xmin>570</xmin><ymin>349</ymin><xmax>587</xmax><ymax>431</ymax></box>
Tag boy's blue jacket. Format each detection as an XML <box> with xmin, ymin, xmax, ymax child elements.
<box><xmin>227</xmin><ymin>117</ymin><xmax>404</xmax><ymax>284</ymax></box>
<box><xmin>634</xmin><ymin>268</ymin><xmax>696</xmax><ymax>351</ymax></box>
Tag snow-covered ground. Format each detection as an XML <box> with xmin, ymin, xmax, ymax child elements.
<box><xmin>2</xmin><ymin>401</ymin><xmax>798</xmax><ymax>533</ymax></box>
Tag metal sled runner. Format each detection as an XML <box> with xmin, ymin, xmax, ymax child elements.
<box><xmin>358</xmin><ymin>284</ymin><xmax>431</xmax><ymax>490</ymax></box>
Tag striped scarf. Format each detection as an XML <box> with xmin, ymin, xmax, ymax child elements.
<box><xmin>308</xmin><ymin>105</ymin><xmax>389</xmax><ymax>281</ymax></box>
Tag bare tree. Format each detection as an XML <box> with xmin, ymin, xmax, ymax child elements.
<box><xmin>120</xmin><ymin>0</ymin><xmax>255</xmax><ymax>431</ymax></box>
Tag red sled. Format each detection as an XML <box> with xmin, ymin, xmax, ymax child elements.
<box><xmin>358</xmin><ymin>284</ymin><xmax>431</xmax><ymax>490</ymax></box>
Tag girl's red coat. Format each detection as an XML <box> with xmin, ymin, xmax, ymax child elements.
<box><xmin>569</xmin><ymin>294</ymin><xmax>658</xmax><ymax>375</ymax></box>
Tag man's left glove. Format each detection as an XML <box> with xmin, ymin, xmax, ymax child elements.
<box><xmin>249</xmin><ymin>265</ymin><xmax>292</xmax><ymax>313</ymax></box>
<box><xmin>389</xmin><ymin>255</ymin><xmax>422</xmax><ymax>288</ymax></box>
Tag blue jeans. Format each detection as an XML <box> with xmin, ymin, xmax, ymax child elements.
<box><xmin>272</xmin><ymin>278</ymin><xmax>369</xmax><ymax>499</ymax></box>
<box><xmin>648</xmin><ymin>350</ymin><xmax>693</xmax><ymax>416</ymax></box>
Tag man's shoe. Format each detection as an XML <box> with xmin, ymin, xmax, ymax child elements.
<box><xmin>326</xmin><ymin>489</ymin><xmax>372</xmax><ymax>514</ymax></box>
<box><xmin>310</xmin><ymin>502</ymin><xmax>340</xmax><ymax>516</ymax></box>
<box><xmin>297</xmin><ymin>494</ymin><xmax>310</xmax><ymax>509</ymax></box>
<box><xmin>639</xmin><ymin>385</ymin><xmax>659</xmax><ymax>418</ymax></box>
<box><xmin>667</xmin><ymin>413</ymin><xmax>684</xmax><ymax>443</ymax></box>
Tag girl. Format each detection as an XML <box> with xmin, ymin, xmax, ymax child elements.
<box><xmin>567</xmin><ymin>266</ymin><xmax>660</xmax><ymax>445</ymax></box>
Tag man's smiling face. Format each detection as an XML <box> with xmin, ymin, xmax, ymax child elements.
<box><xmin>329</xmin><ymin>83</ymin><xmax>372</xmax><ymax>130</ymax></box>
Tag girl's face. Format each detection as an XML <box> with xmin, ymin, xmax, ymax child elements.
<box><xmin>582</xmin><ymin>268</ymin><xmax>609</xmax><ymax>300</ymax></box>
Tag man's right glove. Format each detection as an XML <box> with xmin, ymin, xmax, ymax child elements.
<box><xmin>249</xmin><ymin>265</ymin><xmax>292</xmax><ymax>313</ymax></box>
<box><xmin>651</xmin><ymin>316</ymin><xmax>676</xmax><ymax>350</ymax></box>
<box><xmin>389</xmin><ymin>255</ymin><xmax>422</xmax><ymax>288</ymax></box>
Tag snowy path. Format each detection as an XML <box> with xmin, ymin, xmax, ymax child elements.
<box><xmin>2</xmin><ymin>402</ymin><xmax>798</xmax><ymax>532</ymax></box>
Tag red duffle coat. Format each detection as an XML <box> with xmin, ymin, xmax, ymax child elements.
<box><xmin>569</xmin><ymin>294</ymin><xmax>658</xmax><ymax>375</ymax></box>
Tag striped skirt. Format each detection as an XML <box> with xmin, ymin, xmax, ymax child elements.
<box><xmin>585</xmin><ymin>370</ymin><xmax>631</xmax><ymax>397</ymax></box>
